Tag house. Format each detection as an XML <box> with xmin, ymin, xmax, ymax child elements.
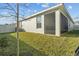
<box><xmin>20</xmin><ymin>4</ymin><xmax>74</xmax><ymax>36</ymax></box>
<box><xmin>0</xmin><ymin>4</ymin><xmax>74</xmax><ymax>36</ymax></box>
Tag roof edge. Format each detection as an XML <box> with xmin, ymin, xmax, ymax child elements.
<box><xmin>63</xmin><ymin>4</ymin><xmax>74</xmax><ymax>24</ymax></box>
<box><xmin>21</xmin><ymin>3</ymin><xmax>63</xmax><ymax>21</ymax></box>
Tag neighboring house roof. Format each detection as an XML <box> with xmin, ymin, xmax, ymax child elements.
<box><xmin>20</xmin><ymin>4</ymin><xmax>74</xmax><ymax>23</ymax></box>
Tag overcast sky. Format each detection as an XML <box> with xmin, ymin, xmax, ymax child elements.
<box><xmin>0</xmin><ymin>3</ymin><xmax>79</xmax><ymax>24</ymax></box>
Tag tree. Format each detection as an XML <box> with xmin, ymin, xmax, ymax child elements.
<box><xmin>0</xmin><ymin>3</ymin><xmax>29</xmax><ymax>56</ymax></box>
<box><xmin>16</xmin><ymin>3</ymin><xmax>19</xmax><ymax>56</ymax></box>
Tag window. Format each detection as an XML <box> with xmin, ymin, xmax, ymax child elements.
<box><xmin>36</xmin><ymin>16</ymin><xmax>42</xmax><ymax>28</ymax></box>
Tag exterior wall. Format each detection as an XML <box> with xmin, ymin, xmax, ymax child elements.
<box><xmin>55</xmin><ymin>10</ymin><xmax>61</xmax><ymax>36</ymax></box>
<box><xmin>60</xmin><ymin>7</ymin><xmax>74</xmax><ymax>32</ymax></box>
<box><xmin>44</xmin><ymin>12</ymin><xmax>55</xmax><ymax>34</ymax></box>
<box><xmin>60</xmin><ymin>10</ymin><xmax>74</xmax><ymax>32</ymax></box>
<box><xmin>68</xmin><ymin>19</ymin><xmax>74</xmax><ymax>31</ymax></box>
<box><xmin>74</xmin><ymin>24</ymin><xmax>79</xmax><ymax>30</ymax></box>
<box><xmin>20</xmin><ymin>7</ymin><xmax>74</xmax><ymax>36</ymax></box>
<box><xmin>21</xmin><ymin>15</ymin><xmax>44</xmax><ymax>34</ymax></box>
<box><xmin>0</xmin><ymin>24</ymin><xmax>16</xmax><ymax>33</ymax></box>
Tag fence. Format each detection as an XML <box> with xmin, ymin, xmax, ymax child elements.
<box><xmin>0</xmin><ymin>24</ymin><xmax>16</xmax><ymax>33</ymax></box>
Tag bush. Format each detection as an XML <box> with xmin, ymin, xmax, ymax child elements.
<box><xmin>0</xmin><ymin>37</ymin><xmax>8</xmax><ymax>48</ymax></box>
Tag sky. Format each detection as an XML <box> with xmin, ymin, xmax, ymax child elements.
<box><xmin>0</xmin><ymin>3</ymin><xmax>79</xmax><ymax>24</ymax></box>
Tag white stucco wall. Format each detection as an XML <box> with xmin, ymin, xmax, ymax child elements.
<box><xmin>68</xmin><ymin>19</ymin><xmax>74</xmax><ymax>31</ymax></box>
<box><xmin>59</xmin><ymin>6</ymin><xmax>74</xmax><ymax>32</ymax></box>
<box><xmin>60</xmin><ymin>11</ymin><xmax>74</xmax><ymax>32</ymax></box>
<box><xmin>20</xmin><ymin>6</ymin><xmax>74</xmax><ymax>36</ymax></box>
<box><xmin>21</xmin><ymin>15</ymin><xmax>44</xmax><ymax>34</ymax></box>
<box><xmin>73</xmin><ymin>23</ymin><xmax>79</xmax><ymax>30</ymax></box>
<box><xmin>0</xmin><ymin>24</ymin><xmax>16</xmax><ymax>33</ymax></box>
<box><xmin>55</xmin><ymin>10</ymin><xmax>61</xmax><ymax>36</ymax></box>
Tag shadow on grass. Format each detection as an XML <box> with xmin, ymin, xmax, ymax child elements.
<box><xmin>75</xmin><ymin>46</ymin><xmax>79</xmax><ymax>56</ymax></box>
<box><xmin>61</xmin><ymin>30</ymin><xmax>79</xmax><ymax>37</ymax></box>
<box><xmin>0</xmin><ymin>33</ymin><xmax>47</xmax><ymax>56</ymax></box>
<box><xmin>0</xmin><ymin>33</ymin><xmax>17</xmax><ymax>56</ymax></box>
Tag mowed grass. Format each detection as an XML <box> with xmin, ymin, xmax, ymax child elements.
<box><xmin>0</xmin><ymin>30</ymin><xmax>79</xmax><ymax>56</ymax></box>
<box><xmin>0</xmin><ymin>33</ymin><xmax>17</xmax><ymax>56</ymax></box>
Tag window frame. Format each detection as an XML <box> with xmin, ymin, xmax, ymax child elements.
<box><xmin>36</xmin><ymin>15</ymin><xmax>42</xmax><ymax>29</ymax></box>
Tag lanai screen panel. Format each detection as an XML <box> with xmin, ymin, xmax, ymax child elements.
<box><xmin>44</xmin><ymin>12</ymin><xmax>55</xmax><ymax>34</ymax></box>
<box><xmin>60</xmin><ymin>13</ymin><xmax>68</xmax><ymax>33</ymax></box>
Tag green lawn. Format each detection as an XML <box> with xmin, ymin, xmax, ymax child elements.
<box><xmin>0</xmin><ymin>30</ymin><xmax>79</xmax><ymax>56</ymax></box>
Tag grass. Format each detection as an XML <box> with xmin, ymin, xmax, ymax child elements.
<box><xmin>0</xmin><ymin>33</ymin><xmax>17</xmax><ymax>56</ymax></box>
<box><xmin>0</xmin><ymin>30</ymin><xmax>79</xmax><ymax>56</ymax></box>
